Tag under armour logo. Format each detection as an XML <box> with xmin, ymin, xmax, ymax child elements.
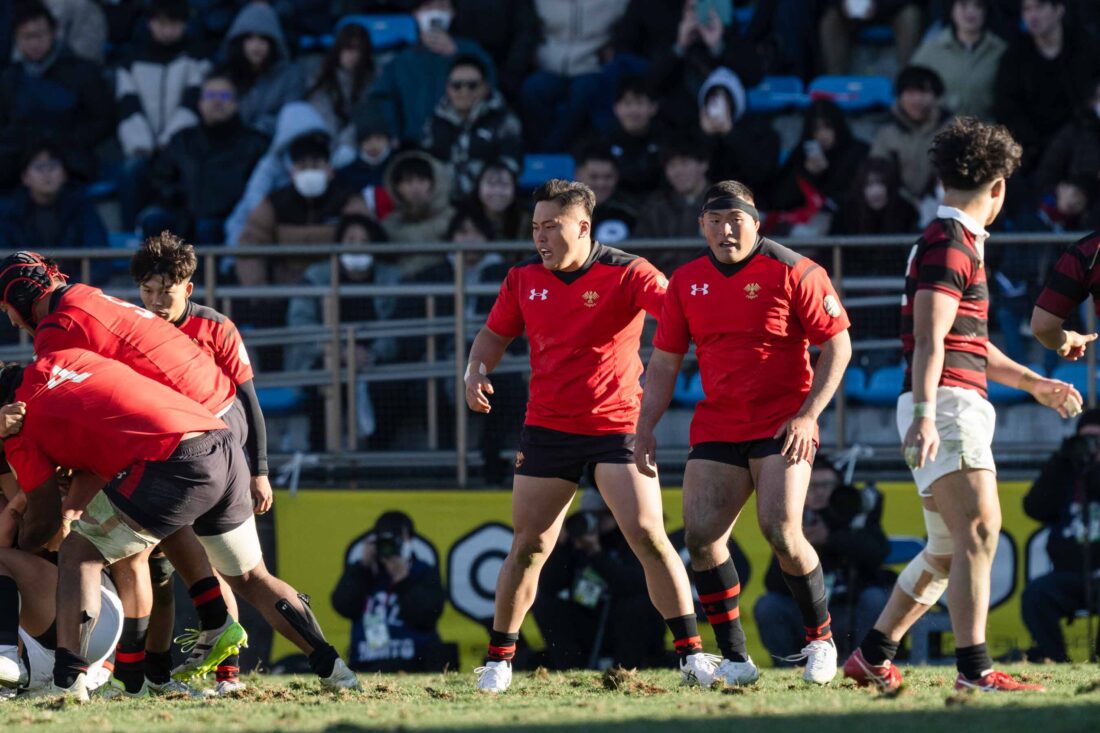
<box><xmin>529</xmin><ymin>289</ymin><xmax>548</xmax><ymax>300</ymax></box>
<box><xmin>47</xmin><ymin>364</ymin><xmax>92</xmax><ymax>389</ymax></box>
<box><xmin>690</xmin><ymin>283</ymin><xmax>709</xmax><ymax>296</ymax></box>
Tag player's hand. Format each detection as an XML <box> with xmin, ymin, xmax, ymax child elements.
<box><xmin>0</xmin><ymin>401</ymin><xmax>25</xmax><ymax>438</ymax></box>
<box><xmin>1027</xmin><ymin>377</ymin><xmax>1084</xmax><ymax>418</ymax></box>
<box><xmin>775</xmin><ymin>414</ymin><xmax>816</xmax><ymax>464</ymax></box>
<box><xmin>250</xmin><ymin>475</ymin><xmax>274</xmax><ymax>514</ymax></box>
<box><xmin>465</xmin><ymin>369</ymin><xmax>494</xmax><ymax>413</ymax></box>
<box><xmin>903</xmin><ymin>418</ymin><xmax>939</xmax><ymax>470</ymax></box>
<box><xmin>1057</xmin><ymin>330</ymin><xmax>1097</xmax><ymax>361</ymax></box>
<box><xmin>634</xmin><ymin>429</ymin><xmax>658</xmax><ymax>477</ymax></box>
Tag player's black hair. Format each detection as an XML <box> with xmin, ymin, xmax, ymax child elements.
<box><xmin>449</xmin><ymin>53</ymin><xmax>488</xmax><ymax>81</ymax></box>
<box><xmin>131</xmin><ymin>232</ymin><xmax>198</xmax><ymax>285</ymax></box>
<box><xmin>704</xmin><ymin>180</ymin><xmax>755</xmax><ymax>205</ymax></box>
<box><xmin>894</xmin><ymin>65</ymin><xmax>945</xmax><ymax>97</ymax></box>
<box><xmin>389</xmin><ymin>155</ymin><xmax>435</xmax><ymax>186</ymax></box>
<box><xmin>615</xmin><ymin>75</ymin><xmax>655</xmax><ymax>103</ymax></box>
<box><xmin>336</xmin><ymin>213</ymin><xmax>388</xmax><ymax>243</ymax></box>
<box><xmin>532</xmin><ymin>179</ymin><xmax>597</xmax><ymax>219</ymax></box>
<box><xmin>0</xmin><ymin>363</ymin><xmax>24</xmax><ymax>406</ymax></box>
<box><xmin>13</xmin><ymin>0</ymin><xmax>56</xmax><ymax>31</ymax></box>
<box><xmin>287</xmin><ymin>133</ymin><xmax>331</xmax><ymax>165</ymax></box>
<box><xmin>930</xmin><ymin>116</ymin><xmax>1022</xmax><ymax>191</ymax></box>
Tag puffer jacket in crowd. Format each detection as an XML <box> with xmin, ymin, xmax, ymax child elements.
<box><xmin>381</xmin><ymin>150</ymin><xmax>455</xmax><ymax>277</ymax></box>
<box><xmin>422</xmin><ymin>88</ymin><xmax>522</xmax><ymax>199</ymax></box>
<box><xmin>909</xmin><ymin>26</ymin><xmax>1005</xmax><ymax>120</ymax></box>
<box><xmin>533</xmin><ymin>0</ymin><xmax>629</xmax><ymax>76</ymax></box>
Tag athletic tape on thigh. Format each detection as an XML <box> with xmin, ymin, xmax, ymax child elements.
<box><xmin>896</xmin><ymin>553</ymin><xmax>949</xmax><ymax>606</ymax></box>
<box><xmin>195</xmin><ymin>515</ymin><xmax>263</xmax><ymax>576</ymax></box>
<box><xmin>922</xmin><ymin>508</ymin><xmax>953</xmax><ymax>556</ymax></box>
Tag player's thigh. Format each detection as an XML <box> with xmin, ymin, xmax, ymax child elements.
<box><xmin>593</xmin><ymin>461</ymin><xmax>666</xmax><ymax>537</ymax></box>
<box><xmin>682</xmin><ymin>459</ymin><xmax>753</xmax><ymax>546</ymax></box>
<box><xmin>927</xmin><ymin>468</ymin><xmax>1001</xmax><ymax>544</ymax></box>
<box><xmin>0</xmin><ymin>547</ymin><xmax>57</xmax><ymax>637</ymax></box>
<box><xmin>751</xmin><ymin>452</ymin><xmax>812</xmax><ymax>531</ymax></box>
<box><xmin>510</xmin><ymin>474</ymin><xmax>577</xmax><ymax>551</ymax></box>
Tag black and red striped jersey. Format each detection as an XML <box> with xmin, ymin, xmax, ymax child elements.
<box><xmin>1034</xmin><ymin>232</ymin><xmax>1100</xmax><ymax>320</ymax></box>
<box><xmin>901</xmin><ymin>215</ymin><xmax>989</xmax><ymax>397</ymax></box>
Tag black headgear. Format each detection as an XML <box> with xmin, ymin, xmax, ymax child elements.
<box><xmin>0</xmin><ymin>251</ymin><xmax>67</xmax><ymax>327</ymax></box>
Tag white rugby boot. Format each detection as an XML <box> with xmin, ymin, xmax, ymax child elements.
<box><xmin>474</xmin><ymin>660</ymin><xmax>512</xmax><ymax>693</ymax></box>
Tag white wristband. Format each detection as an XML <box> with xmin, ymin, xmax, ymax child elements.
<box><xmin>465</xmin><ymin>362</ymin><xmax>487</xmax><ymax>380</ymax></box>
<box><xmin>913</xmin><ymin>401</ymin><xmax>935</xmax><ymax>420</ymax></box>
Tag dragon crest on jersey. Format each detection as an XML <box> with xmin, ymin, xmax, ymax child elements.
<box><xmin>744</xmin><ymin>283</ymin><xmax>761</xmax><ymax>299</ymax></box>
<box><xmin>582</xmin><ymin>290</ymin><xmax>599</xmax><ymax>307</ymax></box>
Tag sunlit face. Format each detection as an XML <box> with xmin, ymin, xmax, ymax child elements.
<box><xmin>806</xmin><ymin>467</ymin><xmax>839</xmax><ymax>511</ymax></box>
<box><xmin>478</xmin><ymin>167</ymin><xmax>515</xmax><ymax>214</ymax></box>
<box><xmin>531</xmin><ymin>201</ymin><xmax>591</xmax><ymax>272</ymax></box>
<box><xmin>139</xmin><ymin>275</ymin><xmax>193</xmax><ymax>322</ymax></box>
<box><xmin>243</xmin><ymin>34</ymin><xmax>272</xmax><ymax>68</ymax></box>
<box><xmin>575</xmin><ymin>160</ymin><xmax>618</xmax><ymax>204</ymax></box>
<box><xmin>699</xmin><ymin>205</ymin><xmax>760</xmax><ymax>264</ymax></box>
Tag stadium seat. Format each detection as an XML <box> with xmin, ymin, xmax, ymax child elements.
<box><xmin>297</xmin><ymin>34</ymin><xmax>334</xmax><ymax>51</ymax></box>
<box><xmin>519</xmin><ymin>154</ymin><xmax>575</xmax><ymax>191</ymax></box>
<box><xmin>857</xmin><ymin>24</ymin><xmax>895</xmax><ymax>44</ymax></box>
<box><xmin>86</xmin><ymin>179</ymin><xmax>118</xmax><ymax>199</ymax></box>
<box><xmin>672</xmin><ymin>371</ymin><xmax>705</xmax><ymax>406</ymax></box>
<box><xmin>747</xmin><ymin>76</ymin><xmax>807</xmax><ymax>113</ymax></box>
<box><xmin>1052</xmin><ymin>362</ymin><xmax>1090</xmax><ymax>396</ymax></box>
<box><xmin>108</xmin><ymin>231</ymin><xmax>140</xmax><ymax>250</ymax></box>
<box><xmin>987</xmin><ymin>366</ymin><xmax>1039</xmax><ymax>405</ymax></box>
<box><xmin>336</xmin><ymin>14</ymin><xmax>419</xmax><ymax>50</ymax></box>
<box><xmin>842</xmin><ymin>367</ymin><xmax>868</xmax><ymax>403</ymax></box>
<box><xmin>257</xmin><ymin>386</ymin><xmax>306</xmax><ymax>416</ymax></box>
<box><xmin>807</xmin><ymin>75</ymin><xmax>894</xmax><ymax>112</ymax></box>
<box><xmin>861</xmin><ymin>363</ymin><xmax>905</xmax><ymax>405</ymax></box>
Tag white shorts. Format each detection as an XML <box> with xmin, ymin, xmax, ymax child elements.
<box><xmin>897</xmin><ymin>386</ymin><xmax>997</xmax><ymax>497</ymax></box>
<box><xmin>18</xmin><ymin>580</ymin><xmax>123</xmax><ymax>693</ymax></box>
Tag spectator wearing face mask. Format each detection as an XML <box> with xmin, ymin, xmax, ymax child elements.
<box><xmin>237</xmin><ymin>132</ymin><xmax>370</xmax><ymax>287</ymax></box>
<box><xmin>423</xmin><ymin>54</ymin><xmax>522</xmax><ymax>201</ymax></box>
<box><xmin>362</xmin><ymin>0</ymin><xmax>496</xmax><ymax>145</ymax></box>
<box><xmin>142</xmin><ymin>69</ymin><xmax>269</xmax><ymax>244</ymax></box>
<box><xmin>222</xmin><ymin>2</ymin><xmax>306</xmax><ymax>136</ymax></box>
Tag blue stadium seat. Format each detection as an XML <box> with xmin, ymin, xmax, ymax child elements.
<box><xmin>257</xmin><ymin>386</ymin><xmax>306</xmax><ymax>416</ymax></box>
<box><xmin>519</xmin><ymin>154</ymin><xmax>575</xmax><ymax>190</ymax></box>
<box><xmin>843</xmin><ymin>367</ymin><xmax>868</xmax><ymax>402</ymax></box>
<box><xmin>86</xmin><ymin>179</ymin><xmax>118</xmax><ymax>199</ymax></box>
<box><xmin>734</xmin><ymin>4</ymin><xmax>755</xmax><ymax>31</ymax></box>
<box><xmin>1052</xmin><ymin>362</ymin><xmax>1090</xmax><ymax>396</ymax></box>
<box><xmin>297</xmin><ymin>34</ymin><xmax>334</xmax><ymax>51</ymax></box>
<box><xmin>747</xmin><ymin>76</ymin><xmax>807</xmax><ymax>113</ymax></box>
<box><xmin>861</xmin><ymin>363</ymin><xmax>905</xmax><ymax>405</ymax></box>
<box><xmin>885</xmin><ymin>536</ymin><xmax>925</xmax><ymax>565</ymax></box>
<box><xmin>672</xmin><ymin>371</ymin><xmax>705</xmax><ymax>406</ymax></box>
<box><xmin>808</xmin><ymin>75</ymin><xmax>894</xmax><ymax>112</ymax></box>
<box><xmin>987</xmin><ymin>366</ymin><xmax>1039</xmax><ymax>404</ymax></box>
<box><xmin>109</xmin><ymin>231</ymin><xmax>139</xmax><ymax>250</ymax></box>
<box><xmin>336</xmin><ymin>14</ymin><xmax>419</xmax><ymax>51</ymax></box>
<box><xmin>857</xmin><ymin>24</ymin><xmax>895</xmax><ymax>44</ymax></box>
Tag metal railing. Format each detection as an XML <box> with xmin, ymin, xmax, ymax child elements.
<box><xmin>4</xmin><ymin>231</ymin><xmax>1090</xmax><ymax>485</ymax></box>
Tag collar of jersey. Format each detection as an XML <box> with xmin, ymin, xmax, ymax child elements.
<box><xmin>936</xmin><ymin>204</ymin><xmax>988</xmax><ymax>257</ymax></box>
<box><xmin>550</xmin><ymin>240</ymin><xmax>604</xmax><ymax>285</ymax></box>
<box><xmin>46</xmin><ymin>284</ymin><xmax>72</xmax><ymax>316</ymax></box>
<box><xmin>172</xmin><ymin>299</ymin><xmax>194</xmax><ymax>328</ymax></box>
<box><xmin>705</xmin><ymin>236</ymin><xmax>762</xmax><ymax>278</ymax></box>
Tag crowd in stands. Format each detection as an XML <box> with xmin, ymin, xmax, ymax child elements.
<box><xmin>5</xmin><ymin>0</ymin><xmax>1100</xmax><ymax>446</ymax></box>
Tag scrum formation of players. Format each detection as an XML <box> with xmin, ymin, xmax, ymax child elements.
<box><xmin>0</xmin><ymin>116</ymin><xmax>1092</xmax><ymax>703</ymax></box>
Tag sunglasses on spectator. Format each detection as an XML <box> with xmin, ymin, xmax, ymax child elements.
<box><xmin>202</xmin><ymin>90</ymin><xmax>236</xmax><ymax>101</ymax></box>
<box><xmin>448</xmin><ymin>79</ymin><xmax>482</xmax><ymax>91</ymax></box>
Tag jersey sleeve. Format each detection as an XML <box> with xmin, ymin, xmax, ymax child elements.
<box><xmin>792</xmin><ymin>263</ymin><xmax>851</xmax><ymax>346</ymax></box>
<box><xmin>652</xmin><ymin>276</ymin><xmax>691</xmax><ymax>354</ymax></box>
<box><xmin>626</xmin><ymin>259</ymin><xmax>668</xmax><ymax>319</ymax></box>
<box><xmin>1034</xmin><ymin>244</ymin><xmax>1089</xmax><ymax>319</ymax></box>
<box><xmin>214</xmin><ymin>320</ymin><xmax>255</xmax><ymax>384</ymax></box>
<box><xmin>485</xmin><ymin>268</ymin><xmax>525</xmax><ymax>338</ymax></box>
<box><xmin>915</xmin><ymin>241</ymin><xmax>974</xmax><ymax>300</ymax></box>
<box><xmin>4</xmin><ymin>436</ymin><xmax>55</xmax><ymax>493</ymax></box>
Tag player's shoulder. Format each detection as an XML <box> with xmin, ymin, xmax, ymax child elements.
<box><xmin>507</xmin><ymin>254</ymin><xmax>544</xmax><ymax>278</ymax></box>
<box><xmin>755</xmin><ymin>238</ymin><xmax>823</xmax><ymax>281</ymax></box>
<box><xmin>186</xmin><ymin>302</ymin><xmax>233</xmax><ymax>327</ymax></box>
<box><xmin>668</xmin><ymin>248</ymin><xmax>712</xmax><ymax>282</ymax></box>
<box><xmin>920</xmin><ymin>218</ymin><xmax>974</xmax><ymax>254</ymax></box>
<box><xmin>592</xmin><ymin>243</ymin><xmax>642</xmax><ymax>268</ymax></box>
<box><xmin>1066</xmin><ymin>231</ymin><xmax>1100</xmax><ymax>261</ymax></box>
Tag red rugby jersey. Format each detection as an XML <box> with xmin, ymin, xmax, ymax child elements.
<box><xmin>485</xmin><ymin>242</ymin><xmax>667</xmax><ymax>435</ymax></box>
<box><xmin>6</xmin><ymin>349</ymin><xmax>226</xmax><ymax>492</ymax></box>
<box><xmin>174</xmin><ymin>300</ymin><xmax>254</xmax><ymax>385</ymax></box>
<box><xmin>34</xmin><ymin>284</ymin><xmax>236</xmax><ymax>415</ymax></box>
<box><xmin>900</xmin><ymin>216</ymin><xmax>989</xmax><ymax>397</ymax></box>
<box><xmin>1034</xmin><ymin>232</ymin><xmax>1100</xmax><ymax>319</ymax></box>
<box><xmin>654</xmin><ymin>239</ymin><xmax>849</xmax><ymax>445</ymax></box>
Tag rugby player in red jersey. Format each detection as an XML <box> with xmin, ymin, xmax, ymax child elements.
<box><xmin>465</xmin><ymin>179</ymin><xmax>713</xmax><ymax>692</ymax></box>
<box><xmin>1</xmin><ymin>350</ymin><xmax>358</xmax><ymax>701</ymax></box>
<box><xmin>636</xmin><ymin>180</ymin><xmax>851</xmax><ymax>685</ymax></box>
<box><xmin>130</xmin><ymin>234</ymin><xmax>272</xmax><ymax>695</ymax></box>
<box><xmin>843</xmin><ymin>119</ymin><xmax>1077</xmax><ymax>693</ymax></box>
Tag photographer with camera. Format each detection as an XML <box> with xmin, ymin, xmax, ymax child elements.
<box><xmin>331</xmin><ymin>512</ymin><xmax>448</xmax><ymax>672</ymax></box>
<box><xmin>532</xmin><ymin>492</ymin><xmax>667</xmax><ymax>670</ymax></box>
<box><xmin>1021</xmin><ymin>409</ymin><xmax>1100</xmax><ymax>662</ymax></box>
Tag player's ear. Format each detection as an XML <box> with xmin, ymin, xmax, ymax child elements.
<box><xmin>578</xmin><ymin>216</ymin><xmax>591</xmax><ymax>240</ymax></box>
<box><xmin>184</xmin><ymin>281</ymin><xmax>195</xmax><ymax>299</ymax></box>
<box><xmin>989</xmin><ymin>178</ymin><xmax>1005</xmax><ymax>201</ymax></box>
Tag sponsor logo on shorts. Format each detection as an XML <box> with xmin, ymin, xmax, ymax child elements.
<box><xmin>823</xmin><ymin>294</ymin><xmax>841</xmax><ymax>318</ymax></box>
<box><xmin>514</xmin><ymin>451</ymin><xmax>525</xmax><ymax>468</ymax></box>
<box><xmin>744</xmin><ymin>283</ymin><xmax>760</xmax><ymax>300</ymax></box>
<box><xmin>582</xmin><ymin>290</ymin><xmax>599</xmax><ymax>308</ymax></box>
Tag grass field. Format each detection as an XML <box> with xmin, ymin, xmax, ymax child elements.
<box><xmin>2</xmin><ymin>665</ymin><xmax>1099</xmax><ymax>733</ymax></box>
